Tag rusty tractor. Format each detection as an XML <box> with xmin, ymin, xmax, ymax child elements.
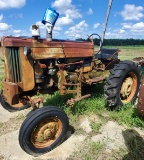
<box><xmin>0</xmin><ymin>3</ymin><xmax>142</xmax><ymax>156</ymax></box>
<box><xmin>0</xmin><ymin>34</ymin><xmax>141</xmax><ymax>156</ymax></box>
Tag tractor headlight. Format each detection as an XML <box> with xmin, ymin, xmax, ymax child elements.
<box><xmin>24</xmin><ymin>46</ymin><xmax>31</xmax><ymax>56</ymax></box>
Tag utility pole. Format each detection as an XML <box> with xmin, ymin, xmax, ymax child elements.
<box><xmin>100</xmin><ymin>0</ymin><xmax>113</xmax><ymax>49</ymax></box>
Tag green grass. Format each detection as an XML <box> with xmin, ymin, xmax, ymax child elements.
<box><xmin>111</xmin><ymin>45</ymin><xmax>144</xmax><ymax>60</ymax></box>
<box><xmin>42</xmin><ymin>84</ymin><xmax>144</xmax><ymax>128</ymax></box>
<box><xmin>90</xmin><ymin>120</ymin><xmax>104</xmax><ymax>133</ymax></box>
<box><xmin>0</xmin><ymin>75</ymin><xmax>4</xmax><ymax>89</ymax></box>
<box><xmin>95</xmin><ymin>45</ymin><xmax>144</xmax><ymax>60</ymax></box>
<box><xmin>68</xmin><ymin>139</ymin><xmax>108</xmax><ymax>160</ymax></box>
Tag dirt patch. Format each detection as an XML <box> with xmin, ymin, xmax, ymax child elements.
<box><xmin>0</xmin><ymin>117</ymin><xmax>26</xmax><ymax>136</ymax></box>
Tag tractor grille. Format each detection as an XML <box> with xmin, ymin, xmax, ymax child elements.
<box><xmin>6</xmin><ymin>47</ymin><xmax>22</xmax><ymax>83</ymax></box>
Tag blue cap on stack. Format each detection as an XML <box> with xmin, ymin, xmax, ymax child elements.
<box><xmin>42</xmin><ymin>7</ymin><xmax>59</xmax><ymax>26</ymax></box>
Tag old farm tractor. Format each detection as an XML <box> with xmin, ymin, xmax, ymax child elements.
<box><xmin>0</xmin><ymin>2</ymin><xmax>142</xmax><ymax>157</ymax></box>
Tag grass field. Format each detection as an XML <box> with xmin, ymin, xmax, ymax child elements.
<box><xmin>0</xmin><ymin>46</ymin><xmax>144</xmax><ymax>159</ymax></box>
<box><xmin>95</xmin><ymin>45</ymin><xmax>144</xmax><ymax>60</ymax></box>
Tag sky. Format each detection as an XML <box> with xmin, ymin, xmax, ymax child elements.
<box><xmin>0</xmin><ymin>0</ymin><xmax>144</xmax><ymax>40</ymax></box>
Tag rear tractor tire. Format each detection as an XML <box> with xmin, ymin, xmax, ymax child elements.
<box><xmin>19</xmin><ymin>106</ymin><xmax>69</xmax><ymax>156</ymax></box>
<box><xmin>104</xmin><ymin>60</ymin><xmax>141</xmax><ymax>110</ymax></box>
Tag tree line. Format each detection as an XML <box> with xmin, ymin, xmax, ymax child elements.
<box><xmin>76</xmin><ymin>38</ymin><xmax>144</xmax><ymax>46</ymax></box>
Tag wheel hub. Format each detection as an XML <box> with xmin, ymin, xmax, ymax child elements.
<box><xmin>35</xmin><ymin>122</ymin><xmax>58</xmax><ymax>142</ymax></box>
<box><xmin>120</xmin><ymin>77</ymin><xmax>133</xmax><ymax>99</ymax></box>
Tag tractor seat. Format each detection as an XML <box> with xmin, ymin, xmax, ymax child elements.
<box><xmin>95</xmin><ymin>48</ymin><xmax>119</xmax><ymax>60</ymax></box>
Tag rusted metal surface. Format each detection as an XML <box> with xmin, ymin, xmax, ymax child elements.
<box><xmin>58</xmin><ymin>62</ymin><xmax>83</xmax><ymax>98</ymax></box>
<box><xmin>138</xmin><ymin>77</ymin><xmax>144</xmax><ymax>120</ymax></box>
<box><xmin>120</xmin><ymin>72</ymin><xmax>137</xmax><ymax>103</ymax></box>
<box><xmin>20</xmin><ymin>47</ymin><xmax>35</xmax><ymax>91</ymax></box>
<box><xmin>31</xmin><ymin>42</ymin><xmax>93</xmax><ymax>59</ymax></box>
<box><xmin>132</xmin><ymin>57</ymin><xmax>144</xmax><ymax>66</ymax></box>
<box><xmin>64</xmin><ymin>47</ymin><xmax>93</xmax><ymax>58</ymax></box>
<box><xmin>31</xmin><ymin>47</ymin><xmax>65</xmax><ymax>59</ymax></box>
<box><xmin>1</xmin><ymin>36</ymin><xmax>33</xmax><ymax>47</ymax></box>
<box><xmin>34</xmin><ymin>63</ymin><xmax>44</xmax><ymax>83</ymax></box>
<box><xmin>120</xmin><ymin>77</ymin><xmax>133</xmax><ymax>99</ymax></box>
<box><xmin>3</xmin><ymin>47</ymin><xmax>9</xmax><ymax>82</ymax></box>
<box><xmin>2</xmin><ymin>81</ymin><xmax>19</xmax><ymax>105</ymax></box>
<box><xmin>67</xmin><ymin>94</ymin><xmax>91</xmax><ymax>107</ymax></box>
<box><xmin>31</xmin><ymin>117</ymin><xmax>62</xmax><ymax>147</ymax></box>
<box><xmin>86</xmin><ymin>76</ymin><xmax>105</xmax><ymax>85</ymax></box>
<box><xmin>2</xmin><ymin>37</ymin><xmax>93</xmax><ymax>59</ymax></box>
<box><xmin>30</xmin><ymin>97</ymin><xmax>43</xmax><ymax>109</ymax></box>
<box><xmin>58</xmin><ymin>61</ymin><xmax>83</xmax><ymax>68</ymax></box>
<box><xmin>2</xmin><ymin>45</ymin><xmax>34</xmax><ymax>91</ymax></box>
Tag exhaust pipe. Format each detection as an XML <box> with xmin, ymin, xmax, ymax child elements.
<box><xmin>42</xmin><ymin>7</ymin><xmax>59</xmax><ymax>41</ymax></box>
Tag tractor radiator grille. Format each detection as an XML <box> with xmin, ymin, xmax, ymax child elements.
<box><xmin>6</xmin><ymin>47</ymin><xmax>22</xmax><ymax>83</ymax></box>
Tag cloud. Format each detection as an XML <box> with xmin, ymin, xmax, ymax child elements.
<box><xmin>52</xmin><ymin>0</ymin><xmax>82</xmax><ymax>19</ymax></box>
<box><xmin>0</xmin><ymin>14</ymin><xmax>3</xmax><ymax>22</ymax></box>
<box><xmin>64</xmin><ymin>20</ymin><xmax>88</xmax><ymax>39</ymax></box>
<box><xmin>56</xmin><ymin>14</ymin><xmax>73</xmax><ymax>26</ymax></box>
<box><xmin>54</xmin><ymin>26</ymin><xmax>62</xmax><ymax>31</ymax></box>
<box><xmin>119</xmin><ymin>29</ymin><xmax>125</xmax><ymax>34</ymax></box>
<box><xmin>0</xmin><ymin>0</ymin><xmax>26</xmax><ymax>9</ymax></box>
<box><xmin>12</xmin><ymin>30</ymin><xmax>22</xmax><ymax>36</ymax></box>
<box><xmin>122</xmin><ymin>22</ymin><xmax>144</xmax><ymax>32</ymax></box>
<box><xmin>0</xmin><ymin>23</ymin><xmax>12</xmax><ymax>31</ymax></box>
<box><xmin>121</xmin><ymin>23</ymin><xmax>132</xmax><ymax>29</ymax></box>
<box><xmin>121</xmin><ymin>4</ymin><xmax>144</xmax><ymax>21</ymax></box>
<box><xmin>13</xmin><ymin>30</ymin><xmax>22</xmax><ymax>34</ymax></box>
<box><xmin>9</xmin><ymin>13</ymin><xmax>23</xmax><ymax>19</ymax></box>
<box><xmin>50</xmin><ymin>0</ymin><xmax>83</xmax><ymax>37</ymax></box>
<box><xmin>105</xmin><ymin>29</ymin><xmax>127</xmax><ymax>39</ymax></box>
<box><xmin>94</xmin><ymin>23</ymin><xmax>100</xmax><ymax>29</ymax></box>
<box><xmin>105</xmin><ymin>21</ymin><xmax>144</xmax><ymax>39</ymax></box>
<box><xmin>87</xmin><ymin>8</ymin><xmax>93</xmax><ymax>15</ymax></box>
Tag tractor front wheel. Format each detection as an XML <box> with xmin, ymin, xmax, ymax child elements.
<box><xmin>0</xmin><ymin>93</ymin><xmax>30</xmax><ymax>112</ymax></box>
<box><xmin>19</xmin><ymin>106</ymin><xmax>69</xmax><ymax>156</ymax></box>
<box><xmin>104</xmin><ymin>60</ymin><xmax>140</xmax><ymax>110</ymax></box>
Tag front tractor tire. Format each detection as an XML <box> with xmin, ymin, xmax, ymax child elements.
<box><xmin>19</xmin><ymin>106</ymin><xmax>69</xmax><ymax>156</ymax></box>
<box><xmin>104</xmin><ymin>60</ymin><xmax>140</xmax><ymax>110</ymax></box>
<box><xmin>0</xmin><ymin>93</ymin><xmax>30</xmax><ymax>112</ymax></box>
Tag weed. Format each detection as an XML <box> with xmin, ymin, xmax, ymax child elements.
<box><xmin>0</xmin><ymin>122</ymin><xmax>3</xmax><ymax>128</ymax></box>
<box><xmin>109</xmin><ymin>104</ymin><xmax>144</xmax><ymax>127</ymax></box>
<box><xmin>68</xmin><ymin>139</ymin><xmax>108</xmax><ymax>160</ymax></box>
<box><xmin>90</xmin><ymin>121</ymin><xmax>103</xmax><ymax>133</ymax></box>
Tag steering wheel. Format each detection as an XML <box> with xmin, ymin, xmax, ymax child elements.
<box><xmin>88</xmin><ymin>33</ymin><xmax>102</xmax><ymax>47</ymax></box>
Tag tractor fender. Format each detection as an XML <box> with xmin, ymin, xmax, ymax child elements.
<box><xmin>138</xmin><ymin>77</ymin><xmax>144</xmax><ymax>120</ymax></box>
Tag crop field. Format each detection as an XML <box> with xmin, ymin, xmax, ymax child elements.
<box><xmin>0</xmin><ymin>46</ymin><xmax>144</xmax><ymax>159</ymax></box>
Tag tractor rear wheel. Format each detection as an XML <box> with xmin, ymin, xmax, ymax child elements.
<box><xmin>104</xmin><ymin>60</ymin><xmax>140</xmax><ymax>110</ymax></box>
<box><xmin>19</xmin><ymin>106</ymin><xmax>69</xmax><ymax>156</ymax></box>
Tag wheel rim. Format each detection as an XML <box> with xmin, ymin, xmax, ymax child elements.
<box><xmin>120</xmin><ymin>72</ymin><xmax>137</xmax><ymax>103</ymax></box>
<box><xmin>31</xmin><ymin>117</ymin><xmax>62</xmax><ymax>148</ymax></box>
